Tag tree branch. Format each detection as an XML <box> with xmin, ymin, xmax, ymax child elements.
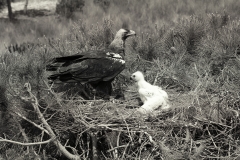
<box><xmin>24</xmin><ymin>82</ymin><xmax>80</xmax><ymax>159</ymax></box>
<box><xmin>0</xmin><ymin>137</ymin><xmax>54</xmax><ymax>146</ymax></box>
<box><xmin>12</xmin><ymin>110</ymin><xmax>49</xmax><ymax>135</ymax></box>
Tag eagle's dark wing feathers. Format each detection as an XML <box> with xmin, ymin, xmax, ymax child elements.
<box><xmin>46</xmin><ymin>50</ymin><xmax>108</xmax><ymax>71</ymax></box>
<box><xmin>47</xmin><ymin>50</ymin><xmax>125</xmax><ymax>83</ymax></box>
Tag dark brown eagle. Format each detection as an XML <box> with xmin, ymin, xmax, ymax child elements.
<box><xmin>46</xmin><ymin>29</ymin><xmax>136</xmax><ymax>99</ymax></box>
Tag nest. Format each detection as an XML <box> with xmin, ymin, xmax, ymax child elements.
<box><xmin>46</xmin><ymin>91</ymin><xmax>240</xmax><ymax>159</ymax></box>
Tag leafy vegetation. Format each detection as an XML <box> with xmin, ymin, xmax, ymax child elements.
<box><xmin>0</xmin><ymin>0</ymin><xmax>6</xmax><ymax>10</ymax></box>
<box><xmin>56</xmin><ymin>0</ymin><xmax>85</xmax><ymax>18</ymax></box>
<box><xmin>0</xmin><ymin>0</ymin><xmax>240</xmax><ymax>159</ymax></box>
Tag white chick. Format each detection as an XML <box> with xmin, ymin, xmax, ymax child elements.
<box><xmin>130</xmin><ymin>71</ymin><xmax>170</xmax><ymax>113</ymax></box>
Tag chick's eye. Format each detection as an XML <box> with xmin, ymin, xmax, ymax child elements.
<box><xmin>133</xmin><ymin>75</ymin><xmax>135</xmax><ymax>77</ymax></box>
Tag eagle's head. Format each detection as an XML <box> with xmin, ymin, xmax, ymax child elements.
<box><xmin>130</xmin><ymin>71</ymin><xmax>144</xmax><ymax>82</ymax></box>
<box><xmin>109</xmin><ymin>29</ymin><xmax>136</xmax><ymax>53</ymax></box>
<box><xmin>115</xmin><ymin>29</ymin><xmax>136</xmax><ymax>41</ymax></box>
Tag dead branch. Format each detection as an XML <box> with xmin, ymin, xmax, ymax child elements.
<box><xmin>43</xmin><ymin>81</ymin><xmax>63</xmax><ymax>108</ymax></box>
<box><xmin>0</xmin><ymin>137</ymin><xmax>54</xmax><ymax>146</ymax></box>
<box><xmin>12</xmin><ymin>110</ymin><xmax>49</xmax><ymax>134</ymax></box>
<box><xmin>107</xmin><ymin>144</ymin><xmax>129</xmax><ymax>152</ymax></box>
<box><xmin>3</xmin><ymin>83</ymin><xmax>81</xmax><ymax>160</ymax></box>
<box><xmin>24</xmin><ymin>82</ymin><xmax>81</xmax><ymax>159</ymax></box>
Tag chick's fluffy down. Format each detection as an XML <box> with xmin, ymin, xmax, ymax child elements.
<box><xmin>138</xmin><ymin>86</ymin><xmax>170</xmax><ymax>113</ymax></box>
<box><xmin>131</xmin><ymin>71</ymin><xmax>170</xmax><ymax>114</ymax></box>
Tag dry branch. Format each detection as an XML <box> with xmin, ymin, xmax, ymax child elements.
<box><xmin>1</xmin><ymin>83</ymin><xmax>81</xmax><ymax>160</ymax></box>
<box><xmin>0</xmin><ymin>137</ymin><xmax>54</xmax><ymax>146</ymax></box>
<box><xmin>24</xmin><ymin>82</ymin><xmax>81</xmax><ymax>159</ymax></box>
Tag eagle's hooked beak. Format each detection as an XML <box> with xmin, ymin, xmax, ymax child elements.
<box><xmin>126</xmin><ymin>30</ymin><xmax>136</xmax><ymax>37</ymax></box>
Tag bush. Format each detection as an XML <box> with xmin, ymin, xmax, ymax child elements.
<box><xmin>93</xmin><ymin>0</ymin><xmax>110</xmax><ymax>12</ymax></box>
<box><xmin>0</xmin><ymin>0</ymin><xmax>6</xmax><ymax>10</ymax></box>
<box><xmin>56</xmin><ymin>0</ymin><xmax>85</xmax><ymax>19</ymax></box>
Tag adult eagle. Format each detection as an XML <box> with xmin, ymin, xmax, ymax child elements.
<box><xmin>46</xmin><ymin>29</ymin><xmax>136</xmax><ymax>99</ymax></box>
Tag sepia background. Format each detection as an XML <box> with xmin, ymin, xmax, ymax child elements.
<box><xmin>0</xmin><ymin>0</ymin><xmax>240</xmax><ymax>159</ymax></box>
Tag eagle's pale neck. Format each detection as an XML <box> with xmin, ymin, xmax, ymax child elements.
<box><xmin>109</xmin><ymin>37</ymin><xmax>124</xmax><ymax>50</ymax></box>
<box><xmin>108</xmin><ymin>37</ymin><xmax>125</xmax><ymax>57</ymax></box>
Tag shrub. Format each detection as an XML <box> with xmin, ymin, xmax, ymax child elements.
<box><xmin>93</xmin><ymin>0</ymin><xmax>110</xmax><ymax>12</ymax></box>
<box><xmin>56</xmin><ymin>0</ymin><xmax>85</xmax><ymax>19</ymax></box>
<box><xmin>0</xmin><ymin>0</ymin><xmax>7</xmax><ymax>10</ymax></box>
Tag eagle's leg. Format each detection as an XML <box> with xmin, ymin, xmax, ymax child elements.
<box><xmin>82</xmin><ymin>87</ymin><xmax>93</xmax><ymax>100</ymax></box>
<box><xmin>95</xmin><ymin>80</ymin><xmax>113</xmax><ymax>100</ymax></box>
<box><xmin>83</xmin><ymin>83</ymin><xmax>100</xmax><ymax>100</ymax></box>
<box><xmin>82</xmin><ymin>84</ymin><xmax>96</xmax><ymax>100</ymax></box>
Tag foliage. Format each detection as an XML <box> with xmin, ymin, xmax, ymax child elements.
<box><xmin>93</xmin><ymin>0</ymin><xmax>110</xmax><ymax>12</ymax></box>
<box><xmin>0</xmin><ymin>0</ymin><xmax>7</xmax><ymax>10</ymax></box>
<box><xmin>56</xmin><ymin>0</ymin><xmax>85</xmax><ymax>19</ymax></box>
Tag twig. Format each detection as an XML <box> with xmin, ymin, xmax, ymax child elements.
<box><xmin>43</xmin><ymin>80</ymin><xmax>63</xmax><ymax>107</ymax></box>
<box><xmin>38</xmin><ymin>131</ymin><xmax>45</xmax><ymax>154</ymax></box>
<box><xmin>144</xmin><ymin>131</ymin><xmax>156</xmax><ymax>146</ymax></box>
<box><xmin>107</xmin><ymin>144</ymin><xmax>129</xmax><ymax>152</ymax></box>
<box><xmin>116</xmin><ymin>130</ymin><xmax>121</xmax><ymax>150</ymax></box>
<box><xmin>45</xmin><ymin>112</ymin><xmax>58</xmax><ymax>122</ymax></box>
<box><xmin>194</xmin><ymin>117</ymin><xmax>232</xmax><ymax>128</ymax></box>
<box><xmin>207</xmin><ymin>127</ymin><xmax>218</xmax><ymax>149</ymax></box>
<box><xmin>190</xmin><ymin>138</ymin><xmax>193</xmax><ymax>154</ymax></box>
<box><xmin>76</xmin><ymin>116</ymin><xmax>91</xmax><ymax>127</ymax></box>
<box><xmin>65</xmin><ymin>145</ymin><xmax>79</xmax><ymax>155</ymax></box>
<box><xmin>122</xmin><ymin>117</ymin><xmax>133</xmax><ymax>142</ymax></box>
<box><xmin>64</xmin><ymin>99</ymin><xmax>105</xmax><ymax>102</ymax></box>
<box><xmin>15</xmin><ymin>119</ymin><xmax>31</xmax><ymax>153</ymax></box>
<box><xmin>24</xmin><ymin>82</ymin><xmax>80</xmax><ymax>160</ymax></box>
<box><xmin>12</xmin><ymin>110</ymin><xmax>49</xmax><ymax>134</ymax></box>
<box><xmin>0</xmin><ymin>137</ymin><xmax>55</xmax><ymax>146</ymax></box>
<box><xmin>121</xmin><ymin>142</ymin><xmax>130</xmax><ymax>159</ymax></box>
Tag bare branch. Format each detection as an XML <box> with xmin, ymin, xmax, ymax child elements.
<box><xmin>24</xmin><ymin>82</ymin><xmax>80</xmax><ymax>160</ymax></box>
<box><xmin>12</xmin><ymin>110</ymin><xmax>49</xmax><ymax>135</ymax></box>
<box><xmin>43</xmin><ymin>80</ymin><xmax>63</xmax><ymax>107</ymax></box>
<box><xmin>0</xmin><ymin>137</ymin><xmax>54</xmax><ymax>146</ymax></box>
